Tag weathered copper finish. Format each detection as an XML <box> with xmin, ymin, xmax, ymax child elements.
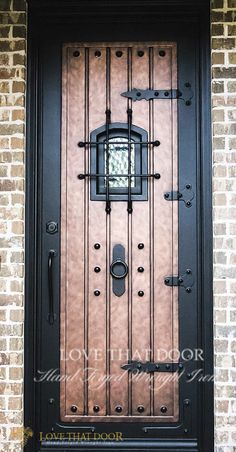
<box><xmin>61</xmin><ymin>42</ymin><xmax>178</xmax><ymax>422</ymax></box>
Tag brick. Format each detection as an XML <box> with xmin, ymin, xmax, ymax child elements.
<box><xmin>212</xmin><ymin>0</ymin><xmax>224</xmax><ymax>7</ymax></box>
<box><xmin>212</xmin><ymin>81</ymin><xmax>224</xmax><ymax>93</ymax></box>
<box><xmin>12</xmin><ymin>24</ymin><xmax>26</xmax><ymax>37</ymax></box>
<box><xmin>12</xmin><ymin>80</ymin><xmax>25</xmax><ymax>93</ymax></box>
<box><xmin>12</xmin><ymin>109</ymin><xmax>24</xmax><ymax>121</ymax></box>
<box><xmin>0</xmin><ymin>53</ymin><xmax>10</xmax><ymax>65</ymax></box>
<box><xmin>0</xmin><ymin>25</ymin><xmax>10</xmax><ymax>37</ymax></box>
<box><xmin>213</xmin><ymin>109</ymin><xmax>225</xmax><ymax>121</ymax></box>
<box><xmin>8</xmin><ymin>397</ymin><xmax>22</xmax><ymax>410</ymax></box>
<box><xmin>13</xmin><ymin>0</ymin><xmax>26</xmax><ymax>10</ymax></box>
<box><xmin>212</xmin><ymin>52</ymin><xmax>225</xmax><ymax>65</ymax></box>
<box><xmin>0</xmin><ymin>0</ymin><xmax>12</xmax><ymax>10</ymax></box>
<box><xmin>11</xmin><ymin>137</ymin><xmax>24</xmax><ymax>149</ymax></box>
<box><xmin>228</xmin><ymin>24</ymin><xmax>236</xmax><ymax>35</ymax></box>
<box><xmin>212</xmin><ymin>38</ymin><xmax>236</xmax><ymax>50</ymax></box>
<box><xmin>0</xmin><ymin>40</ymin><xmax>26</xmax><ymax>52</ymax></box>
<box><xmin>0</xmin><ymin>12</ymin><xmax>26</xmax><ymax>25</ymax></box>
<box><xmin>229</xmin><ymin>52</ymin><xmax>236</xmax><ymax>64</ymax></box>
<box><xmin>212</xmin><ymin>24</ymin><xmax>224</xmax><ymax>35</ymax></box>
<box><xmin>227</xmin><ymin>81</ymin><xmax>236</xmax><ymax>92</ymax></box>
<box><xmin>13</xmin><ymin>53</ymin><xmax>25</xmax><ymax>66</ymax></box>
<box><xmin>213</xmin><ymin>67</ymin><xmax>236</xmax><ymax>78</ymax></box>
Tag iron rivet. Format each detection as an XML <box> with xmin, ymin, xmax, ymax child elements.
<box><xmin>94</xmin><ymin>290</ymin><xmax>100</xmax><ymax>296</ymax></box>
<box><xmin>116</xmin><ymin>50</ymin><xmax>123</xmax><ymax>57</ymax></box>
<box><xmin>115</xmin><ymin>405</ymin><xmax>123</xmax><ymax>413</ymax></box>
<box><xmin>184</xmin><ymin>428</ymin><xmax>188</xmax><ymax>434</ymax></box>
<box><xmin>155</xmin><ymin>364</ymin><xmax>159</xmax><ymax>369</ymax></box>
<box><xmin>138</xmin><ymin>290</ymin><xmax>144</xmax><ymax>297</ymax></box>
<box><xmin>186</xmin><ymin>287</ymin><xmax>192</xmax><ymax>293</ymax></box>
<box><xmin>186</xmin><ymin>201</ymin><xmax>192</xmax><ymax>207</ymax></box>
<box><xmin>138</xmin><ymin>267</ymin><xmax>144</xmax><ymax>273</ymax></box>
<box><xmin>93</xmin><ymin>405</ymin><xmax>100</xmax><ymax>413</ymax></box>
<box><xmin>186</xmin><ymin>184</ymin><xmax>191</xmax><ymax>189</ymax></box>
<box><xmin>164</xmin><ymin>193</ymin><xmax>169</xmax><ymax>199</ymax></box>
<box><xmin>184</xmin><ymin>399</ymin><xmax>190</xmax><ymax>406</ymax></box>
<box><xmin>178</xmin><ymin>363</ymin><xmax>183</xmax><ymax>369</ymax></box>
<box><xmin>94</xmin><ymin>266</ymin><xmax>101</xmax><ymax>273</ymax></box>
<box><xmin>136</xmin><ymin>92</ymin><xmax>141</xmax><ymax>97</ymax></box>
<box><xmin>185</xmin><ymin>82</ymin><xmax>191</xmax><ymax>88</ymax></box>
<box><xmin>137</xmin><ymin>363</ymin><xmax>142</xmax><ymax>369</ymax></box>
<box><xmin>186</xmin><ymin>269</ymin><xmax>192</xmax><ymax>275</ymax></box>
<box><xmin>165</xmin><ymin>278</ymin><xmax>170</xmax><ymax>284</ymax></box>
<box><xmin>138</xmin><ymin>243</ymin><xmax>144</xmax><ymax>249</ymax></box>
<box><xmin>95</xmin><ymin>50</ymin><xmax>101</xmax><ymax>57</ymax></box>
<box><xmin>94</xmin><ymin>243</ymin><xmax>100</xmax><ymax>249</ymax></box>
<box><xmin>137</xmin><ymin>405</ymin><xmax>145</xmax><ymax>413</ymax></box>
<box><xmin>71</xmin><ymin>405</ymin><xmax>77</xmax><ymax>413</ymax></box>
<box><xmin>154</xmin><ymin>91</ymin><xmax>159</xmax><ymax>96</ymax></box>
<box><xmin>73</xmin><ymin>50</ymin><xmax>80</xmax><ymax>57</ymax></box>
<box><xmin>159</xmin><ymin>50</ymin><xmax>166</xmax><ymax>57</ymax></box>
<box><xmin>154</xmin><ymin>173</ymin><xmax>161</xmax><ymax>179</ymax></box>
<box><xmin>187</xmin><ymin>373</ymin><xmax>192</xmax><ymax>379</ymax></box>
<box><xmin>165</xmin><ymin>364</ymin><xmax>170</xmax><ymax>370</ymax></box>
<box><xmin>164</xmin><ymin>91</ymin><xmax>169</xmax><ymax>96</ymax></box>
<box><xmin>154</xmin><ymin>140</ymin><xmax>161</xmax><ymax>147</ymax></box>
<box><xmin>138</xmin><ymin>50</ymin><xmax>144</xmax><ymax>57</ymax></box>
<box><xmin>160</xmin><ymin>406</ymin><xmax>167</xmax><ymax>413</ymax></box>
<box><xmin>178</xmin><ymin>277</ymin><xmax>183</xmax><ymax>284</ymax></box>
<box><xmin>48</xmin><ymin>398</ymin><xmax>54</xmax><ymax>405</ymax></box>
<box><xmin>186</xmin><ymin>100</ymin><xmax>191</xmax><ymax>106</ymax></box>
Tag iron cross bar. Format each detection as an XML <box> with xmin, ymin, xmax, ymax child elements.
<box><xmin>121</xmin><ymin>361</ymin><xmax>184</xmax><ymax>373</ymax></box>
<box><xmin>78</xmin><ymin>140</ymin><xmax>160</xmax><ymax>147</ymax></box>
<box><xmin>77</xmin><ymin>173</ymin><xmax>161</xmax><ymax>180</ymax></box>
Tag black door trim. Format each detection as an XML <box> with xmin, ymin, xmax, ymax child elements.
<box><xmin>25</xmin><ymin>1</ymin><xmax>213</xmax><ymax>451</ymax></box>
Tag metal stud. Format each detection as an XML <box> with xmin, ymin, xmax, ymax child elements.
<box><xmin>138</xmin><ymin>267</ymin><xmax>144</xmax><ymax>273</ymax></box>
<box><xmin>137</xmin><ymin>405</ymin><xmax>145</xmax><ymax>413</ymax></box>
<box><xmin>71</xmin><ymin>405</ymin><xmax>78</xmax><ymax>413</ymax></box>
<box><xmin>116</xmin><ymin>50</ymin><xmax>123</xmax><ymax>57</ymax></box>
<box><xmin>94</xmin><ymin>266</ymin><xmax>101</xmax><ymax>273</ymax></box>
<box><xmin>93</xmin><ymin>405</ymin><xmax>100</xmax><ymax>412</ymax></box>
<box><xmin>94</xmin><ymin>290</ymin><xmax>100</xmax><ymax>296</ymax></box>
<box><xmin>160</xmin><ymin>405</ymin><xmax>167</xmax><ymax>413</ymax></box>
<box><xmin>138</xmin><ymin>50</ymin><xmax>144</xmax><ymax>57</ymax></box>
<box><xmin>95</xmin><ymin>50</ymin><xmax>101</xmax><ymax>57</ymax></box>
<box><xmin>186</xmin><ymin>287</ymin><xmax>192</xmax><ymax>293</ymax></box>
<box><xmin>165</xmin><ymin>364</ymin><xmax>170</xmax><ymax>370</ymax></box>
<box><xmin>94</xmin><ymin>243</ymin><xmax>100</xmax><ymax>249</ymax></box>
<box><xmin>138</xmin><ymin>243</ymin><xmax>144</xmax><ymax>249</ymax></box>
<box><xmin>138</xmin><ymin>290</ymin><xmax>144</xmax><ymax>297</ymax></box>
<box><xmin>154</xmin><ymin>173</ymin><xmax>161</xmax><ymax>179</ymax></box>
<box><xmin>159</xmin><ymin>50</ymin><xmax>166</xmax><ymax>57</ymax></box>
<box><xmin>115</xmin><ymin>405</ymin><xmax>123</xmax><ymax>413</ymax></box>
<box><xmin>186</xmin><ymin>269</ymin><xmax>192</xmax><ymax>275</ymax></box>
<box><xmin>73</xmin><ymin>50</ymin><xmax>80</xmax><ymax>57</ymax></box>
<box><xmin>48</xmin><ymin>398</ymin><xmax>54</xmax><ymax>405</ymax></box>
<box><xmin>186</xmin><ymin>184</ymin><xmax>191</xmax><ymax>190</ymax></box>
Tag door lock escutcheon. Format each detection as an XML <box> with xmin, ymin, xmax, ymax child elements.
<box><xmin>110</xmin><ymin>244</ymin><xmax>128</xmax><ymax>297</ymax></box>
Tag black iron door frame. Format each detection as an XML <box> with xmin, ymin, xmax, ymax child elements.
<box><xmin>25</xmin><ymin>1</ymin><xmax>213</xmax><ymax>451</ymax></box>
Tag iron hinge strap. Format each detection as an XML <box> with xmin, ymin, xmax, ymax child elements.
<box><xmin>164</xmin><ymin>184</ymin><xmax>194</xmax><ymax>208</ymax></box>
<box><xmin>121</xmin><ymin>83</ymin><xmax>193</xmax><ymax>105</ymax></box>
<box><xmin>121</xmin><ymin>361</ymin><xmax>183</xmax><ymax>373</ymax></box>
<box><xmin>164</xmin><ymin>269</ymin><xmax>194</xmax><ymax>293</ymax></box>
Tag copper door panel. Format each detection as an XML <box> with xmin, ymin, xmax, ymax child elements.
<box><xmin>61</xmin><ymin>42</ymin><xmax>178</xmax><ymax>422</ymax></box>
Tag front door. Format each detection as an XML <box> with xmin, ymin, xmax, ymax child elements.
<box><xmin>60</xmin><ymin>41</ymin><xmax>179</xmax><ymax>423</ymax></box>
<box><xmin>26</xmin><ymin>6</ymin><xmax>213</xmax><ymax>451</ymax></box>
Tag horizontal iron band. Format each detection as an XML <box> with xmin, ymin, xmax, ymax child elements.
<box><xmin>78</xmin><ymin>140</ymin><xmax>160</xmax><ymax>147</ymax></box>
<box><xmin>78</xmin><ymin>173</ymin><xmax>160</xmax><ymax>179</ymax></box>
<box><xmin>121</xmin><ymin>361</ymin><xmax>183</xmax><ymax>373</ymax></box>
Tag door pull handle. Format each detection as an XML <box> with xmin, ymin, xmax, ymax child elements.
<box><xmin>48</xmin><ymin>250</ymin><xmax>56</xmax><ymax>325</ymax></box>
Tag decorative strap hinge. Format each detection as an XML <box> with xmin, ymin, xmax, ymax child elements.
<box><xmin>121</xmin><ymin>361</ymin><xmax>183</xmax><ymax>373</ymax></box>
<box><xmin>121</xmin><ymin>83</ymin><xmax>193</xmax><ymax>106</ymax></box>
<box><xmin>164</xmin><ymin>269</ymin><xmax>194</xmax><ymax>293</ymax></box>
<box><xmin>164</xmin><ymin>184</ymin><xmax>194</xmax><ymax>208</ymax></box>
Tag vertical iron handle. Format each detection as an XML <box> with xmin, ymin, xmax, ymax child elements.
<box><xmin>48</xmin><ymin>250</ymin><xmax>56</xmax><ymax>325</ymax></box>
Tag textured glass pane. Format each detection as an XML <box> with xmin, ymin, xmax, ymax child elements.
<box><xmin>104</xmin><ymin>137</ymin><xmax>135</xmax><ymax>188</ymax></box>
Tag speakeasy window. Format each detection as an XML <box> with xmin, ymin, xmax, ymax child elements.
<box><xmin>90</xmin><ymin>123</ymin><xmax>148</xmax><ymax>201</ymax></box>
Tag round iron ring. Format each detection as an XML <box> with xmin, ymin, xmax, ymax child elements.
<box><xmin>110</xmin><ymin>259</ymin><xmax>128</xmax><ymax>279</ymax></box>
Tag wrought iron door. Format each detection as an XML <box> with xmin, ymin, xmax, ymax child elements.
<box><xmin>60</xmin><ymin>42</ymin><xmax>185</xmax><ymax>422</ymax></box>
